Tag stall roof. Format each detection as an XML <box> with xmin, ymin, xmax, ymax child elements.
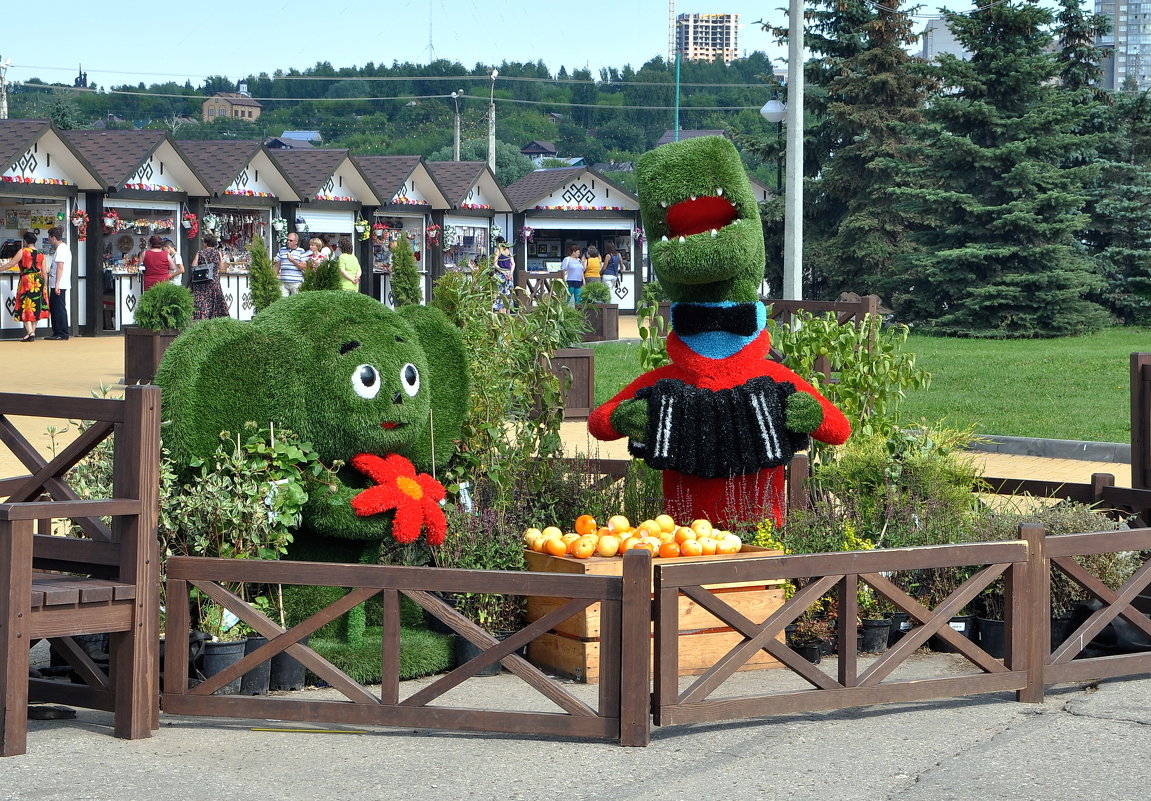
<box><xmin>0</xmin><ymin>119</ymin><xmax>104</xmax><ymax>191</ymax></box>
<box><xmin>425</xmin><ymin>161</ymin><xmax>512</xmax><ymax>212</ymax></box>
<box><xmin>269</xmin><ymin>148</ymin><xmax>379</xmax><ymax>205</ymax></box>
<box><xmin>354</xmin><ymin>155</ymin><xmax>450</xmax><ymax>210</ymax></box>
<box><xmin>503</xmin><ymin>166</ymin><xmax>638</xmax><ymax>213</ymax></box>
<box><xmin>62</xmin><ymin>129</ymin><xmax>210</xmax><ymax>195</ymax></box>
<box><xmin>177</xmin><ymin>140</ymin><xmax>300</xmax><ymax>201</ymax></box>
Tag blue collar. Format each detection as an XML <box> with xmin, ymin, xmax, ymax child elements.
<box><xmin>673</xmin><ymin>301</ymin><xmax>766</xmax><ymax>359</ymax></box>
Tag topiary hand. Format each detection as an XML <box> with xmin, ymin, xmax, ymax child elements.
<box><xmin>785</xmin><ymin>392</ymin><xmax>824</xmax><ymax>433</ymax></box>
<box><xmin>611</xmin><ymin>398</ymin><xmax>649</xmax><ymax>441</ymax></box>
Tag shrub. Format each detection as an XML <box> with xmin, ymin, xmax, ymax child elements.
<box><xmin>390</xmin><ymin>235</ymin><xmax>422</xmax><ymax>307</ymax></box>
<box><xmin>579</xmin><ymin>281</ymin><xmax>612</xmax><ymax>305</ymax></box>
<box><xmin>301</xmin><ymin>256</ymin><xmax>341</xmax><ymax>291</ymax></box>
<box><xmin>134</xmin><ymin>281</ymin><xmax>193</xmax><ymax>330</ymax></box>
<box><xmin>248</xmin><ymin>235</ymin><xmax>282</xmax><ymax>313</ymax></box>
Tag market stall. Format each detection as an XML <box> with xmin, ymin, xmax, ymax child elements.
<box><xmin>504</xmin><ymin>167</ymin><xmax>642</xmax><ymax>311</ymax></box>
<box><xmin>180</xmin><ymin>141</ymin><xmax>298</xmax><ymax>320</ymax></box>
<box><xmin>0</xmin><ymin>120</ymin><xmax>104</xmax><ymax>339</ymax></box>
<box><xmin>64</xmin><ymin>130</ymin><xmax>209</xmax><ymax>333</ymax></box>
<box><xmin>426</xmin><ymin>162</ymin><xmax>513</xmax><ymax>293</ymax></box>
<box><xmin>354</xmin><ymin>155</ymin><xmax>450</xmax><ymax>306</ymax></box>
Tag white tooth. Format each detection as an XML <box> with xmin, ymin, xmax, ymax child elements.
<box><xmin>660</xmin><ymin>200</ymin><xmax>668</xmax><ymax>208</ymax></box>
<box><xmin>678</xmin><ymin>237</ymin><xmax>686</xmax><ymax>244</ymax></box>
<box><xmin>710</xmin><ymin>229</ymin><xmax>718</xmax><ymax>237</ymax></box>
<box><xmin>661</xmin><ymin>235</ymin><xmax>669</xmax><ymax>242</ymax></box>
<box><xmin>716</xmin><ymin>188</ymin><xmax>724</xmax><ymax>196</ymax></box>
<box><xmin>690</xmin><ymin>195</ymin><xmax>697</xmax><ymax>201</ymax></box>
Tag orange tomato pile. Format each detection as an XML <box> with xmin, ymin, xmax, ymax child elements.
<box><xmin>523</xmin><ymin>514</ymin><xmax>743</xmax><ymax>560</ymax></box>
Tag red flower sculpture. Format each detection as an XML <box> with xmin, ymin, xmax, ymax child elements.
<box><xmin>349</xmin><ymin>453</ymin><xmax>447</xmax><ymax>545</ymax></box>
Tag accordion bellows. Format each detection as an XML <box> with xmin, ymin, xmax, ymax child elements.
<box><xmin>628</xmin><ymin>376</ymin><xmax>809</xmax><ymax>479</ymax></box>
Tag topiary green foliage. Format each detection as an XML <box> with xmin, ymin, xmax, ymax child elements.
<box><xmin>156</xmin><ymin>291</ymin><xmax>469</xmax><ymax>549</ymax></box>
<box><xmin>301</xmin><ymin>256</ymin><xmax>341</xmax><ymax>292</ymax></box>
<box><xmin>248</xmin><ymin>235</ymin><xmax>282</xmax><ymax>313</ymax></box>
<box><xmin>311</xmin><ymin>627</ymin><xmax>454</xmax><ymax>683</ymax></box>
<box><xmin>579</xmin><ymin>280</ymin><xmax>612</xmax><ymax>305</ymax></box>
<box><xmin>635</xmin><ymin>135</ymin><xmax>765</xmax><ymax>303</ymax></box>
<box><xmin>390</xmin><ymin>235</ymin><xmax>422</xmax><ymax>308</ymax></box>
<box><xmin>134</xmin><ymin>281</ymin><xmax>193</xmax><ymax>330</ymax></box>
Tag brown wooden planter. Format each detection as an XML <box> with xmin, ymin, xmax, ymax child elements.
<box><xmin>124</xmin><ymin>326</ymin><xmax>181</xmax><ymax>385</ymax></box>
<box><xmin>581</xmin><ymin>303</ymin><xmax>620</xmax><ymax>343</ymax></box>
<box><xmin>524</xmin><ymin>545</ymin><xmax>785</xmax><ymax>682</ymax></box>
<box><xmin>657</xmin><ymin>301</ymin><xmax>672</xmax><ymax>330</ymax></box>
<box><xmin>550</xmin><ymin>347</ymin><xmax>595</xmax><ymax>420</ymax></box>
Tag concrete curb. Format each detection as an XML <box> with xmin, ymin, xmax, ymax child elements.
<box><xmin>969</xmin><ymin>435</ymin><xmax>1131</xmax><ymax>464</ymax></box>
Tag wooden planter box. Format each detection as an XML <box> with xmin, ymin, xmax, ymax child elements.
<box><xmin>123</xmin><ymin>326</ymin><xmax>181</xmax><ymax>385</ymax></box>
<box><xmin>524</xmin><ymin>545</ymin><xmax>785</xmax><ymax>682</ymax></box>
<box><xmin>581</xmin><ymin>303</ymin><xmax>620</xmax><ymax>343</ymax></box>
<box><xmin>550</xmin><ymin>347</ymin><xmax>595</xmax><ymax>420</ymax></box>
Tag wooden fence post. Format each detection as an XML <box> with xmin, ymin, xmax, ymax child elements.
<box><xmin>1015</xmin><ymin>523</ymin><xmax>1047</xmax><ymax>703</ymax></box>
<box><xmin>1131</xmin><ymin>353</ymin><xmax>1151</xmax><ymax>491</ymax></box>
<box><xmin>619</xmin><ymin>548</ymin><xmax>651</xmax><ymax>747</ymax></box>
<box><xmin>0</xmin><ymin>518</ymin><xmax>34</xmax><ymax>756</ymax></box>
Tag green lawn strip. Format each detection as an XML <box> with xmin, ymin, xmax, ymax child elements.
<box><xmin>590</xmin><ymin>328</ymin><xmax>1149</xmax><ymax>443</ymax></box>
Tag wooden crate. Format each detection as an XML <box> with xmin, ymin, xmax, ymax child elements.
<box><xmin>524</xmin><ymin>546</ymin><xmax>786</xmax><ymax>682</ymax></box>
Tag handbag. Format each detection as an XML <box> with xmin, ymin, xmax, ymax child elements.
<box><xmin>190</xmin><ymin>252</ymin><xmax>216</xmax><ymax>283</ymax></box>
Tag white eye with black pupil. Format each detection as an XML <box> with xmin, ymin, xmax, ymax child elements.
<box><xmin>401</xmin><ymin>363</ymin><xmax>420</xmax><ymax>397</ymax></box>
<box><xmin>352</xmin><ymin>364</ymin><xmax>381</xmax><ymax>399</ymax></box>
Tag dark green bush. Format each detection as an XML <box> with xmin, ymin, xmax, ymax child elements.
<box><xmin>134</xmin><ymin>281</ymin><xmax>193</xmax><ymax>330</ymax></box>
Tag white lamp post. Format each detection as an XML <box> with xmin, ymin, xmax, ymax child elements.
<box><xmin>487</xmin><ymin>69</ymin><xmax>498</xmax><ymax>172</ymax></box>
<box><xmin>450</xmin><ymin>89</ymin><xmax>464</xmax><ymax>161</ymax></box>
<box><xmin>759</xmin><ymin>97</ymin><xmax>786</xmax><ymax>194</ymax></box>
<box><xmin>779</xmin><ymin>0</ymin><xmax>805</xmax><ymax>301</ymax></box>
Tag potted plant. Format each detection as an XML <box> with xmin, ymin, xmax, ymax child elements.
<box><xmin>787</xmin><ymin>613</ymin><xmax>832</xmax><ymax>664</ymax></box>
<box><xmin>124</xmin><ymin>280</ymin><xmax>193</xmax><ymax>384</ymax></box>
<box><xmin>578</xmin><ymin>280</ymin><xmax>619</xmax><ymax>342</ymax></box>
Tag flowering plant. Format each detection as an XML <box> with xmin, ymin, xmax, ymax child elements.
<box><xmin>443</xmin><ymin>225</ymin><xmax>462</xmax><ymax>251</ymax></box>
<box><xmin>349</xmin><ymin>453</ymin><xmax>447</xmax><ymax>545</ymax></box>
<box><xmin>270</xmin><ymin>217</ymin><xmax>288</xmax><ymax>247</ymax></box>
<box><xmin>70</xmin><ymin>209</ymin><xmax>89</xmax><ymax>241</ymax></box>
<box><xmin>632</xmin><ymin>226</ymin><xmax>646</xmax><ymax>246</ymax></box>
<box><xmin>372</xmin><ymin>221</ymin><xmax>389</xmax><ymax>239</ymax></box>
<box><xmin>490</xmin><ymin>224</ymin><xmax>503</xmax><ymax>242</ymax></box>
<box><xmin>294</xmin><ymin>216</ymin><xmax>309</xmax><ymax>234</ymax></box>
<box><xmin>102</xmin><ymin>208</ymin><xmax>121</xmax><ymax>235</ymax></box>
<box><xmin>202</xmin><ymin>213</ymin><xmax>220</xmax><ymax>236</ymax></box>
<box><xmin>354</xmin><ymin>216</ymin><xmax>371</xmax><ymax>241</ymax></box>
<box><xmin>518</xmin><ymin>226</ymin><xmax>534</xmax><ymax>243</ymax></box>
<box><xmin>424</xmin><ymin>223</ymin><xmax>441</xmax><ymax>245</ymax></box>
<box><xmin>181</xmin><ymin>212</ymin><xmax>199</xmax><ymax>238</ymax></box>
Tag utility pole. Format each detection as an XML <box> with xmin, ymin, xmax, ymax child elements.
<box><xmin>782</xmin><ymin>0</ymin><xmax>804</xmax><ymax>300</ymax></box>
<box><xmin>487</xmin><ymin>69</ymin><xmax>498</xmax><ymax>172</ymax></box>
<box><xmin>451</xmin><ymin>89</ymin><xmax>464</xmax><ymax>161</ymax></box>
<box><xmin>0</xmin><ymin>57</ymin><xmax>11</xmax><ymax>120</ymax></box>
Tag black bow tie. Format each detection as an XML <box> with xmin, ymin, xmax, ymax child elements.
<box><xmin>671</xmin><ymin>303</ymin><xmax>761</xmax><ymax>337</ymax></box>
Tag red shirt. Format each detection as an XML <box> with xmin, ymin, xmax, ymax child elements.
<box><xmin>141</xmin><ymin>249</ymin><xmax>171</xmax><ymax>291</ymax></box>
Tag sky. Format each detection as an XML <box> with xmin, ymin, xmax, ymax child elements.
<box><xmin>7</xmin><ymin>0</ymin><xmax>953</xmax><ymax>91</ymax></box>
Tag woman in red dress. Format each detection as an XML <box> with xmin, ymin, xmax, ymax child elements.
<box><xmin>140</xmin><ymin>234</ymin><xmax>175</xmax><ymax>292</ymax></box>
<box><xmin>1</xmin><ymin>231</ymin><xmax>49</xmax><ymax>341</ymax></box>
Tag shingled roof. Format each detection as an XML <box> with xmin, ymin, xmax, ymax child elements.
<box><xmin>209</xmin><ymin>92</ymin><xmax>263</xmax><ymax>108</ymax></box>
<box><xmin>424</xmin><ymin>161</ymin><xmax>489</xmax><ymax>205</ymax></box>
<box><xmin>177</xmin><ymin>140</ymin><xmax>265</xmax><ymax>194</ymax></box>
<box><xmin>354</xmin><ymin>155</ymin><xmax>423</xmax><ymax>200</ymax></box>
<box><xmin>0</xmin><ymin>119</ymin><xmax>51</xmax><ymax>166</ymax></box>
<box><xmin>62</xmin><ymin>129</ymin><xmax>168</xmax><ymax>186</ymax></box>
<box><xmin>269</xmin><ymin>148</ymin><xmax>353</xmax><ymax>197</ymax></box>
<box><xmin>503</xmin><ymin>167</ymin><xmax>638</xmax><ymax>213</ymax></box>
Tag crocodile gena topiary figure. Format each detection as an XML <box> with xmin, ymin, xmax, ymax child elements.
<box><xmin>588</xmin><ymin>136</ymin><xmax>850</xmax><ymax>527</ymax></box>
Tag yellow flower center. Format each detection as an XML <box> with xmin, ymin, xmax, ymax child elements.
<box><xmin>396</xmin><ymin>475</ymin><xmax>423</xmax><ymax>501</ymax></box>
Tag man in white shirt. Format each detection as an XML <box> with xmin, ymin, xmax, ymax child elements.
<box><xmin>275</xmin><ymin>232</ymin><xmax>307</xmax><ymax>295</ymax></box>
<box><xmin>46</xmin><ymin>226</ymin><xmax>71</xmax><ymax>340</ymax></box>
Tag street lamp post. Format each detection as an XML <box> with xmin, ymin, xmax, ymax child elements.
<box><xmin>759</xmin><ymin>97</ymin><xmax>785</xmax><ymax>194</ymax></box>
<box><xmin>450</xmin><ymin>89</ymin><xmax>464</xmax><ymax>161</ymax></box>
<box><xmin>0</xmin><ymin>57</ymin><xmax>12</xmax><ymax>120</ymax></box>
<box><xmin>487</xmin><ymin>69</ymin><xmax>498</xmax><ymax>172</ymax></box>
<box><xmin>780</xmin><ymin>0</ymin><xmax>805</xmax><ymax>301</ymax></box>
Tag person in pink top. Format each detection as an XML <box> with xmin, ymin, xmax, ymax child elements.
<box><xmin>140</xmin><ymin>235</ymin><xmax>176</xmax><ymax>291</ymax></box>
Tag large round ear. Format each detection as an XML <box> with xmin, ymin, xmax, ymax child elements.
<box><xmin>155</xmin><ymin>318</ymin><xmax>282</xmax><ymax>469</ymax></box>
<box><xmin>394</xmin><ymin>304</ymin><xmax>469</xmax><ymax>471</ymax></box>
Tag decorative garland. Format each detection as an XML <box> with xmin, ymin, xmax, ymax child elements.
<box><xmin>2</xmin><ymin>176</ymin><xmax>71</xmax><ymax>186</ymax></box>
<box><xmin>424</xmin><ymin>223</ymin><xmax>441</xmax><ymax>245</ymax></box>
<box><xmin>459</xmin><ymin>202</ymin><xmax>492</xmax><ymax>210</ymax></box>
<box><xmin>518</xmin><ymin>226</ymin><xmax>535</xmax><ymax>243</ymax></box>
<box><xmin>181</xmin><ymin>212</ymin><xmax>199</xmax><ymax>238</ymax></box>
<box><xmin>102</xmin><ymin>209</ymin><xmax>121</xmax><ymax>235</ymax></box>
<box><xmin>535</xmin><ymin>204</ymin><xmax>627</xmax><ymax>211</ymax></box>
<box><xmin>123</xmin><ymin>182</ymin><xmax>179</xmax><ymax>192</ymax></box>
<box><xmin>70</xmin><ymin>209</ymin><xmax>89</xmax><ymax>241</ymax></box>
<box><xmin>223</xmin><ymin>189</ymin><xmax>274</xmax><ymax>198</ymax></box>
<box><xmin>354</xmin><ymin>216</ymin><xmax>371</xmax><ymax>241</ymax></box>
<box><xmin>270</xmin><ymin>217</ymin><xmax>288</xmax><ymax>247</ymax></box>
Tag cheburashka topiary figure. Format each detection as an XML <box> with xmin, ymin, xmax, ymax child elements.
<box><xmin>156</xmin><ymin>290</ymin><xmax>469</xmax><ymax>563</ymax></box>
<box><xmin>588</xmin><ymin>136</ymin><xmax>851</xmax><ymax>528</ymax></box>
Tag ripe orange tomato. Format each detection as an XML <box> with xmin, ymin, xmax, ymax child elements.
<box><xmin>637</xmin><ymin>519</ymin><xmax>662</xmax><ymax>537</ymax></box>
<box><xmin>690</xmin><ymin>519</ymin><xmax>714</xmax><ymax>538</ymax></box>
<box><xmin>544</xmin><ymin>537</ymin><xmax>569</xmax><ymax>557</ymax></box>
<box><xmin>658</xmin><ymin>541</ymin><xmax>681</xmax><ymax>559</ymax></box>
<box><xmin>619</xmin><ymin>536</ymin><xmax>642</xmax><ymax>553</ymax></box>
<box><xmin>697</xmin><ymin>536</ymin><xmax>718</xmax><ymax>556</ymax></box>
<box><xmin>715</xmin><ymin>538</ymin><xmax>740</xmax><ymax>555</ymax></box>
<box><xmin>574</xmin><ymin>514</ymin><xmax>598</xmax><ymax>537</ymax></box>
<box><xmin>674</xmin><ymin>527</ymin><xmax>698</xmax><ymax>545</ymax></box>
<box><xmin>680</xmin><ymin>539</ymin><xmax>704</xmax><ymax>557</ymax></box>
<box><xmin>631</xmin><ymin>539</ymin><xmax>657</xmax><ymax>555</ymax></box>
<box><xmin>571</xmin><ymin>538</ymin><xmax>597</xmax><ymax>559</ymax></box>
<box><xmin>596</xmin><ymin>534</ymin><xmax>622</xmax><ymax>557</ymax></box>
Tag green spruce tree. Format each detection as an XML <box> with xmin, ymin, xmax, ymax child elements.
<box><xmin>248</xmin><ymin>235</ymin><xmax>282</xmax><ymax>313</ymax></box>
<box><xmin>390</xmin><ymin>235</ymin><xmax>422</xmax><ymax>308</ymax></box>
<box><xmin>894</xmin><ymin>0</ymin><xmax>1110</xmax><ymax>337</ymax></box>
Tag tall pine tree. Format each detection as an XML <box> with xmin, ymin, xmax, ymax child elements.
<box><xmin>894</xmin><ymin>0</ymin><xmax>1109</xmax><ymax>337</ymax></box>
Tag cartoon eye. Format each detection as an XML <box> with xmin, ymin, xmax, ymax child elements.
<box><xmin>400</xmin><ymin>363</ymin><xmax>420</xmax><ymax>397</ymax></box>
<box><xmin>352</xmin><ymin>364</ymin><xmax>381</xmax><ymax>399</ymax></box>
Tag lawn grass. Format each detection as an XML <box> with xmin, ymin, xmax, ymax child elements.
<box><xmin>589</xmin><ymin>327</ymin><xmax>1149</xmax><ymax>443</ymax></box>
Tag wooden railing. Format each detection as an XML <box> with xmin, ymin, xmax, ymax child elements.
<box><xmin>163</xmin><ymin>552</ymin><xmax>652</xmax><ymax>747</ymax></box>
<box><xmin>1132</xmin><ymin>353</ymin><xmax>1151</xmax><ymax>495</ymax></box>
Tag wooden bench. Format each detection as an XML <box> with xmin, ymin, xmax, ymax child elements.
<box><xmin>0</xmin><ymin>385</ymin><xmax>161</xmax><ymax>757</ymax></box>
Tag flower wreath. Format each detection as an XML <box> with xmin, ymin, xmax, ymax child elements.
<box><xmin>181</xmin><ymin>212</ymin><xmax>199</xmax><ymax>238</ymax></box>
<box><xmin>70</xmin><ymin>209</ymin><xmax>89</xmax><ymax>241</ymax></box>
<box><xmin>518</xmin><ymin>226</ymin><xmax>534</xmax><ymax>243</ymax></box>
<box><xmin>424</xmin><ymin>223</ymin><xmax>441</xmax><ymax>245</ymax></box>
<box><xmin>101</xmin><ymin>209</ymin><xmax>121</xmax><ymax>235</ymax></box>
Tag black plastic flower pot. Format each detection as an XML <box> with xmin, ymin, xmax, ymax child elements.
<box><xmin>859</xmin><ymin>618</ymin><xmax>891</xmax><ymax>653</ymax></box>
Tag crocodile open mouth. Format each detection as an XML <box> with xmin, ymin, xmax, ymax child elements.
<box><xmin>665</xmin><ymin>195</ymin><xmax>740</xmax><ymax>238</ymax></box>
